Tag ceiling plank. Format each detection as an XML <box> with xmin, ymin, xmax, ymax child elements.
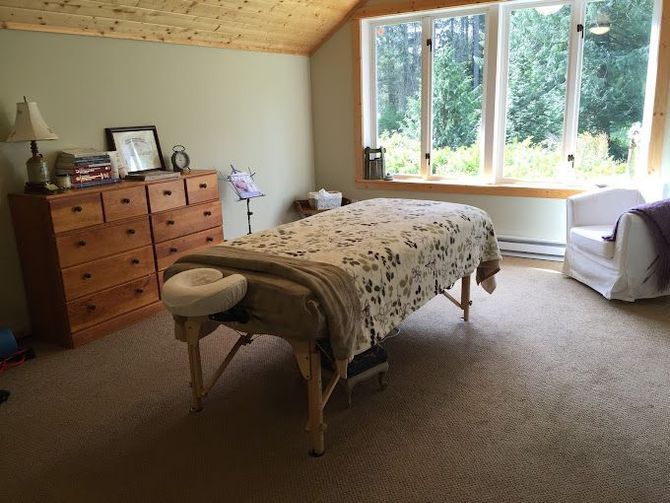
<box><xmin>8</xmin><ymin>0</ymin><xmax>327</xmax><ymax>40</ymax></box>
<box><xmin>310</xmin><ymin>0</ymin><xmax>368</xmax><ymax>55</ymax></box>
<box><xmin>0</xmin><ymin>7</ymin><xmax>310</xmax><ymax>49</ymax></box>
<box><xmin>99</xmin><ymin>0</ymin><xmax>336</xmax><ymax>32</ymax></box>
<box><xmin>352</xmin><ymin>0</ymin><xmax>495</xmax><ymax>19</ymax></box>
<box><xmin>2</xmin><ymin>19</ymin><xmax>308</xmax><ymax>54</ymax></box>
<box><xmin>0</xmin><ymin>6</ymin><xmax>312</xmax><ymax>53</ymax></box>
<box><xmin>0</xmin><ymin>0</ymin><xmax>361</xmax><ymax>55</ymax></box>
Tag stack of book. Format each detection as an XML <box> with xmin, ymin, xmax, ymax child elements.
<box><xmin>56</xmin><ymin>149</ymin><xmax>121</xmax><ymax>188</ymax></box>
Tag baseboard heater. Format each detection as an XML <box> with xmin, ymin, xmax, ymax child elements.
<box><xmin>497</xmin><ymin>236</ymin><xmax>565</xmax><ymax>261</ymax></box>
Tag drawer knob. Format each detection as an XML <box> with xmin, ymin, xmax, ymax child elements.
<box><xmin>72</xmin><ymin>206</ymin><xmax>83</xmax><ymax>213</ymax></box>
<box><xmin>135</xmin><ymin>288</ymin><xmax>144</xmax><ymax>294</ymax></box>
<box><xmin>199</xmin><ymin>183</ymin><xmax>208</xmax><ymax>189</ymax></box>
<box><xmin>167</xmin><ymin>220</ymin><xmax>175</xmax><ymax>225</ymax></box>
<box><xmin>163</xmin><ymin>190</ymin><xmax>172</xmax><ymax>196</ymax></box>
<box><xmin>121</xmin><ymin>198</ymin><xmax>131</xmax><ymax>204</ymax></box>
<box><xmin>86</xmin><ymin>304</ymin><xmax>96</xmax><ymax>312</ymax></box>
<box><xmin>206</xmin><ymin>237</ymin><xmax>214</xmax><ymax>243</ymax></box>
<box><xmin>82</xmin><ymin>272</ymin><xmax>92</xmax><ymax>280</ymax></box>
<box><xmin>203</xmin><ymin>211</ymin><xmax>212</xmax><ymax>217</ymax></box>
<box><xmin>131</xmin><ymin>258</ymin><xmax>140</xmax><ymax>265</ymax></box>
<box><xmin>77</xmin><ymin>240</ymin><xmax>87</xmax><ymax>247</ymax></box>
<box><xmin>127</xmin><ymin>228</ymin><xmax>136</xmax><ymax>235</ymax></box>
<box><xmin>169</xmin><ymin>247</ymin><xmax>178</xmax><ymax>253</ymax></box>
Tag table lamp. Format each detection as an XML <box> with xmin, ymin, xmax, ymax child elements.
<box><xmin>6</xmin><ymin>97</ymin><xmax>59</xmax><ymax>192</ymax></box>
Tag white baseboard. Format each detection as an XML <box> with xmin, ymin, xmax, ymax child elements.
<box><xmin>498</xmin><ymin>236</ymin><xmax>565</xmax><ymax>262</ymax></box>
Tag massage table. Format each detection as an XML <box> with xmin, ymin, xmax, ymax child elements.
<box><xmin>162</xmin><ymin>198</ymin><xmax>501</xmax><ymax>455</ymax></box>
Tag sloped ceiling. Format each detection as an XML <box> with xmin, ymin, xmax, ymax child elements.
<box><xmin>0</xmin><ymin>0</ymin><xmax>362</xmax><ymax>55</ymax></box>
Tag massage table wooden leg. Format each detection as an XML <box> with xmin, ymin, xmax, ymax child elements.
<box><xmin>461</xmin><ymin>274</ymin><xmax>471</xmax><ymax>322</ymax></box>
<box><xmin>178</xmin><ymin>317</ymin><xmax>205</xmax><ymax>412</ymax></box>
<box><xmin>442</xmin><ymin>273</ymin><xmax>473</xmax><ymax>321</ymax></box>
<box><xmin>187</xmin><ymin>340</ymin><xmax>204</xmax><ymax>412</ymax></box>
<box><xmin>176</xmin><ymin>315</ymin><xmax>255</xmax><ymax>413</ymax></box>
<box><xmin>177</xmin><ymin>323</ymin><xmax>342</xmax><ymax>456</ymax></box>
<box><xmin>306</xmin><ymin>341</ymin><xmax>326</xmax><ymax>456</ymax></box>
<box><xmin>290</xmin><ymin>339</ymin><xmax>345</xmax><ymax>456</ymax></box>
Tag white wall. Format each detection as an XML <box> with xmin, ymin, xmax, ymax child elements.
<box><xmin>0</xmin><ymin>30</ymin><xmax>315</xmax><ymax>332</ymax></box>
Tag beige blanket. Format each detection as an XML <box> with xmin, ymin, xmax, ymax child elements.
<box><xmin>167</xmin><ymin>247</ymin><xmax>362</xmax><ymax>360</ymax></box>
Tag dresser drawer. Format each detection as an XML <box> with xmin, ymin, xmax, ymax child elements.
<box><xmin>147</xmin><ymin>179</ymin><xmax>186</xmax><ymax>213</ymax></box>
<box><xmin>151</xmin><ymin>200</ymin><xmax>222</xmax><ymax>243</ymax></box>
<box><xmin>56</xmin><ymin>216</ymin><xmax>152</xmax><ymax>268</ymax></box>
<box><xmin>67</xmin><ymin>274</ymin><xmax>159</xmax><ymax>333</ymax></box>
<box><xmin>155</xmin><ymin>226</ymin><xmax>224</xmax><ymax>271</ymax></box>
<box><xmin>61</xmin><ymin>246</ymin><xmax>155</xmax><ymax>300</ymax></box>
<box><xmin>186</xmin><ymin>174</ymin><xmax>219</xmax><ymax>205</ymax></box>
<box><xmin>102</xmin><ymin>186</ymin><xmax>148</xmax><ymax>222</ymax></box>
<box><xmin>50</xmin><ymin>193</ymin><xmax>104</xmax><ymax>233</ymax></box>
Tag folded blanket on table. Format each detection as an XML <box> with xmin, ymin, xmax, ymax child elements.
<box><xmin>166</xmin><ymin>246</ymin><xmax>362</xmax><ymax>361</ymax></box>
<box><xmin>603</xmin><ymin>198</ymin><xmax>670</xmax><ymax>289</ymax></box>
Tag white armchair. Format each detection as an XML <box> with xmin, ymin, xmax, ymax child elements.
<box><xmin>563</xmin><ymin>187</ymin><xmax>670</xmax><ymax>301</ymax></box>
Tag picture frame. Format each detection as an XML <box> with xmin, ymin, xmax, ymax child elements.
<box><xmin>228</xmin><ymin>171</ymin><xmax>263</xmax><ymax>200</ymax></box>
<box><xmin>105</xmin><ymin>125</ymin><xmax>166</xmax><ymax>173</ymax></box>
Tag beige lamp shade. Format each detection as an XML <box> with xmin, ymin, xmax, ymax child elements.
<box><xmin>6</xmin><ymin>100</ymin><xmax>58</xmax><ymax>142</ymax></box>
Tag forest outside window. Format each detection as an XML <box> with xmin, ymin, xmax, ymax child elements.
<box><xmin>361</xmin><ymin>0</ymin><xmax>660</xmax><ymax>186</ymax></box>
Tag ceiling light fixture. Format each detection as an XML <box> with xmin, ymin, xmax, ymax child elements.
<box><xmin>535</xmin><ymin>5</ymin><xmax>563</xmax><ymax>15</ymax></box>
<box><xmin>589</xmin><ymin>12</ymin><xmax>611</xmax><ymax>35</ymax></box>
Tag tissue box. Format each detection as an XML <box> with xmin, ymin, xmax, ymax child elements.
<box><xmin>308</xmin><ymin>189</ymin><xmax>342</xmax><ymax>210</ymax></box>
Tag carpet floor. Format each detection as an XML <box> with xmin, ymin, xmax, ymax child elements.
<box><xmin>1</xmin><ymin>257</ymin><xmax>669</xmax><ymax>502</ymax></box>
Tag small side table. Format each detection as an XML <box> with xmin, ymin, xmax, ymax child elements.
<box><xmin>294</xmin><ymin>197</ymin><xmax>353</xmax><ymax>218</ymax></box>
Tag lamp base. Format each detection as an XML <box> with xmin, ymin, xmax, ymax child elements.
<box><xmin>24</xmin><ymin>181</ymin><xmax>62</xmax><ymax>195</ymax></box>
<box><xmin>26</xmin><ymin>153</ymin><xmax>51</xmax><ymax>185</ymax></box>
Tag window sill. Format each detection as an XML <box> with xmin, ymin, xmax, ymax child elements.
<box><xmin>354</xmin><ymin>178</ymin><xmax>587</xmax><ymax>199</ymax></box>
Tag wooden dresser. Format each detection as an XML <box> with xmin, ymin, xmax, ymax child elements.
<box><xmin>9</xmin><ymin>169</ymin><xmax>223</xmax><ymax>348</ymax></box>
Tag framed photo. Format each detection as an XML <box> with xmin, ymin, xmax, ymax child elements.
<box><xmin>229</xmin><ymin>171</ymin><xmax>263</xmax><ymax>199</ymax></box>
<box><xmin>105</xmin><ymin>125</ymin><xmax>166</xmax><ymax>173</ymax></box>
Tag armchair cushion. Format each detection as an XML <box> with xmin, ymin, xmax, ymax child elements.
<box><xmin>569</xmin><ymin>225</ymin><xmax>615</xmax><ymax>259</ymax></box>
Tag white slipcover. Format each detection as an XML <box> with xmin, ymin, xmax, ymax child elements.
<box><xmin>562</xmin><ymin>187</ymin><xmax>670</xmax><ymax>301</ymax></box>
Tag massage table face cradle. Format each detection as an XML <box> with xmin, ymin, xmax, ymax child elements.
<box><xmin>173</xmin><ymin>274</ymin><xmax>473</xmax><ymax>456</ymax></box>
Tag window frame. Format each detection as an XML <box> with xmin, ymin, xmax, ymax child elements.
<box><xmin>495</xmin><ymin>0</ymin><xmax>578</xmax><ymax>184</ymax></box>
<box><xmin>359</xmin><ymin>0</ymin><xmax>663</xmax><ymax>189</ymax></box>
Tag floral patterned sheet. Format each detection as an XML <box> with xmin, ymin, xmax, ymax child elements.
<box><xmin>226</xmin><ymin>198</ymin><xmax>501</xmax><ymax>355</ymax></box>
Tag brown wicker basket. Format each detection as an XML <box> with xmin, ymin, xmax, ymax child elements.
<box><xmin>294</xmin><ymin>197</ymin><xmax>352</xmax><ymax>218</ymax></box>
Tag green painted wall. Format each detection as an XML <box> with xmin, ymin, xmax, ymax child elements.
<box><xmin>0</xmin><ymin>30</ymin><xmax>315</xmax><ymax>332</ymax></box>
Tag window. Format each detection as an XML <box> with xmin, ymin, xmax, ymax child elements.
<box><xmin>361</xmin><ymin>0</ymin><xmax>659</xmax><ymax>186</ymax></box>
<box><xmin>575</xmin><ymin>0</ymin><xmax>655</xmax><ymax>182</ymax></box>
<box><xmin>431</xmin><ymin>13</ymin><xmax>487</xmax><ymax>178</ymax></box>
<box><xmin>501</xmin><ymin>4</ymin><xmax>572</xmax><ymax>181</ymax></box>
<box><xmin>374</xmin><ymin>21</ymin><xmax>423</xmax><ymax>175</ymax></box>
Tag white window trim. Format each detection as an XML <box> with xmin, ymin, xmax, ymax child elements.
<box><xmin>421</xmin><ymin>15</ymin><xmax>432</xmax><ymax>179</ymax></box>
<box><xmin>495</xmin><ymin>0</ymin><xmax>579</xmax><ymax>184</ymax></box>
<box><xmin>361</xmin><ymin>0</ymin><xmax>661</xmax><ymax>187</ymax></box>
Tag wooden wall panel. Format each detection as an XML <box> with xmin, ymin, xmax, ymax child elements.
<box><xmin>648</xmin><ymin>0</ymin><xmax>669</xmax><ymax>174</ymax></box>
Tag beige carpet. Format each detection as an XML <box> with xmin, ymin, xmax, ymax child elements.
<box><xmin>2</xmin><ymin>257</ymin><xmax>670</xmax><ymax>502</ymax></box>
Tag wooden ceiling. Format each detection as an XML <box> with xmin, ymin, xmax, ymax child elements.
<box><xmin>0</xmin><ymin>0</ymin><xmax>363</xmax><ymax>55</ymax></box>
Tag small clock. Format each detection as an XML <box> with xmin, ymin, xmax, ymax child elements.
<box><xmin>171</xmin><ymin>145</ymin><xmax>191</xmax><ymax>173</ymax></box>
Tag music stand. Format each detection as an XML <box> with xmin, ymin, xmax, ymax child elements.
<box><xmin>226</xmin><ymin>165</ymin><xmax>265</xmax><ymax>235</ymax></box>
